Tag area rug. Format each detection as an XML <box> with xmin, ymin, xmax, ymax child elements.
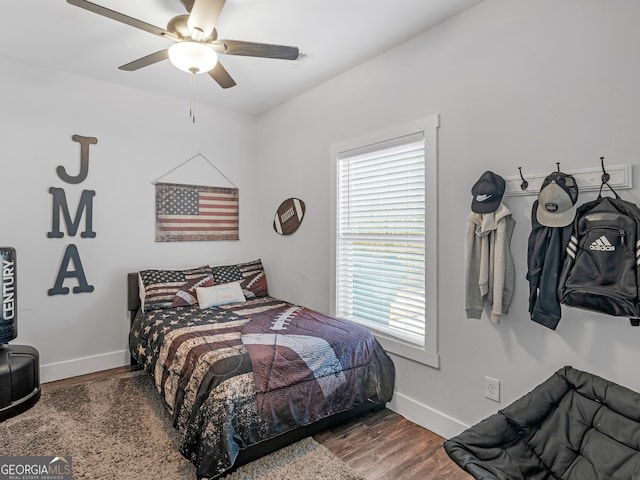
<box><xmin>0</xmin><ymin>370</ymin><xmax>364</xmax><ymax>480</ymax></box>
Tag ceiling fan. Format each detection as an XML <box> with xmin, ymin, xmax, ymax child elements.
<box><xmin>66</xmin><ymin>0</ymin><xmax>300</xmax><ymax>89</ymax></box>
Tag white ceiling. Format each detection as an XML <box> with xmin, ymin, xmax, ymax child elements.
<box><xmin>1</xmin><ymin>0</ymin><xmax>484</xmax><ymax>116</ymax></box>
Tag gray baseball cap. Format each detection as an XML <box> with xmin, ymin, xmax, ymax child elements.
<box><xmin>536</xmin><ymin>172</ymin><xmax>579</xmax><ymax>227</ymax></box>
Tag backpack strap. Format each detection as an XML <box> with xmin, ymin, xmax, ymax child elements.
<box><xmin>598</xmin><ymin>181</ymin><xmax>621</xmax><ymax>199</ymax></box>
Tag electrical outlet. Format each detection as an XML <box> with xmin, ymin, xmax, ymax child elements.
<box><xmin>485</xmin><ymin>376</ymin><xmax>500</xmax><ymax>402</ymax></box>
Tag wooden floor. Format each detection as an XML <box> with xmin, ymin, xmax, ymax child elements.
<box><xmin>43</xmin><ymin>367</ymin><xmax>471</xmax><ymax>479</ymax></box>
<box><xmin>314</xmin><ymin>408</ymin><xmax>471</xmax><ymax>480</ymax></box>
<box><xmin>42</xmin><ymin>365</ymin><xmax>139</xmax><ymax>391</ymax></box>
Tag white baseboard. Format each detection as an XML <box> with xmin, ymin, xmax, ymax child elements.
<box><xmin>387</xmin><ymin>391</ymin><xmax>470</xmax><ymax>440</ymax></box>
<box><xmin>40</xmin><ymin>350</ymin><xmax>130</xmax><ymax>384</ymax></box>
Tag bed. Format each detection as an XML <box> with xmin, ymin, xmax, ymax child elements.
<box><xmin>127</xmin><ymin>259</ymin><xmax>395</xmax><ymax>479</ymax></box>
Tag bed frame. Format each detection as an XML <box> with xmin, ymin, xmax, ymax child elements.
<box><xmin>127</xmin><ymin>272</ymin><xmax>385</xmax><ymax>478</ymax></box>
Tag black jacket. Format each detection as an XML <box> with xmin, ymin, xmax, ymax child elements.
<box><xmin>526</xmin><ymin>201</ymin><xmax>573</xmax><ymax>330</ymax></box>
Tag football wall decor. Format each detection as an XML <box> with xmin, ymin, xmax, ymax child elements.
<box><xmin>273</xmin><ymin>198</ymin><xmax>305</xmax><ymax>235</ymax></box>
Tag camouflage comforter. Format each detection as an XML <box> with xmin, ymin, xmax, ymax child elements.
<box><xmin>129</xmin><ymin>296</ymin><xmax>395</xmax><ymax>479</ymax></box>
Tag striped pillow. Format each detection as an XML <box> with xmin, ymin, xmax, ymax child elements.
<box><xmin>173</xmin><ymin>275</ymin><xmax>215</xmax><ymax>307</ymax></box>
<box><xmin>237</xmin><ymin>259</ymin><xmax>268</xmax><ymax>298</ymax></box>
<box><xmin>209</xmin><ymin>259</ymin><xmax>268</xmax><ymax>298</ymax></box>
<box><xmin>138</xmin><ymin>266</ymin><xmax>211</xmax><ymax>312</ymax></box>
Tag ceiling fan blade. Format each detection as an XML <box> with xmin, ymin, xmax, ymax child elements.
<box><xmin>208</xmin><ymin>61</ymin><xmax>236</xmax><ymax>89</ymax></box>
<box><xmin>213</xmin><ymin>40</ymin><xmax>299</xmax><ymax>60</ymax></box>
<box><xmin>66</xmin><ymin>0</ymin><xmax>177</xmax><ymax>40</ymax></box>
<box><xmin>119</xmin><ymin>50</ymin><xmax>170</xmax><ymax>71</ymax></box>
<box><xmin>188</xmin><ymin>0</ymin><xmax>226</xmax><ymax>41</ymax></box>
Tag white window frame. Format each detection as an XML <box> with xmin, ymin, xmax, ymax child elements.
<box><xmin>330</xmin><ymin>114</ymin><xmax>439</xmax><ymax>368</ymax></box>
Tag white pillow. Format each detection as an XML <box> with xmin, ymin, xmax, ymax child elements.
<box><xmin>196</xmin><ymin>282</ymin><xmax>246</xmax><ymax>309</ymax></box>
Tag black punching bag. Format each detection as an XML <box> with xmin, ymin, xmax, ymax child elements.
<box><xmin>0</xmin><ymin>247</ymin><xmax>17</xmax><ymax>343</ymax></box>
<box><xmin>0</xmin><ymin>247</ymin><xmax>40</xmax><ymax>422</ymax></box>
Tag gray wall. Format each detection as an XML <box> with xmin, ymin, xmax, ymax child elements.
<box><xmin>254</xmin><ymin>0</ymin><xmax>640</xmax><ymax>435</ymax></box>
<box><xmin>0</xmin><ymin>57</ymin><xmax>260</xmax><ymax>382</ymax></box>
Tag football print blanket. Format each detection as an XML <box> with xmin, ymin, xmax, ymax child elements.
<box><xmin>130</xmin><ymin>296</ymin><xmax>395</xmax><ymax>479</ymax></box>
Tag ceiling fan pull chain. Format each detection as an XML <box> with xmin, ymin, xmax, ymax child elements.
<box><xmin>189</xmin><ymin>73</ymin><xmax>196</xmax><ymax>123</ymax></box>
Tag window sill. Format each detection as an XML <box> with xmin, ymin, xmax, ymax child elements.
<box><xmin>372</xmin><ymin>331</ymin><xmax>440</xmax><ymax>368</ymax></box>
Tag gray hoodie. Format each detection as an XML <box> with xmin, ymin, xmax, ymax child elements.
<box><xmin>465</xmin><ymin>203</ymin><xmax>516</xmax><ymax>324</ymax></box>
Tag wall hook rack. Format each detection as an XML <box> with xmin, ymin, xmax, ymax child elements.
<box><xmin>502</xmin><ymin>162</ymin><xmax>632</xmax><ymax>197</ymax></box>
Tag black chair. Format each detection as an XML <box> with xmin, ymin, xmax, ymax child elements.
<box><xmin>444</xmin><ymin>366</ymin><xmax>640</xmax><ymax>480</ymax></box>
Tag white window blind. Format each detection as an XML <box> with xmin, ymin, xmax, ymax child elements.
<box><xmin>336</xmin><ymin>132</ymin><xmax>426</xmax><ymax>346</ymax></box>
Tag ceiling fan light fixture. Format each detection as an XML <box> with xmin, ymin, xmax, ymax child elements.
<box><xmin>168</xmin><ymin>41</ymin><xmax>218</xmax><ymax>74</ymax></box>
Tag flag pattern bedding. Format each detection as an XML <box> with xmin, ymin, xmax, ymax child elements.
<box><xmin>129</xmin><ymin>295</ymin><xmax>395</xmax><ymax>479</ymax></box>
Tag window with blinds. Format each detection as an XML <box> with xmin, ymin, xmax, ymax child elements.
<box><xmin>336</xmin><ymin>132</ymin><xmax>426</xmax><ymax>346</ymax></box>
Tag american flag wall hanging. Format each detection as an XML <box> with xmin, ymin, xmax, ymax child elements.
<box><xmin>155</xmin><ymin>182</ymin><xmax>239</xmax><ymax>242</ymax></box>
